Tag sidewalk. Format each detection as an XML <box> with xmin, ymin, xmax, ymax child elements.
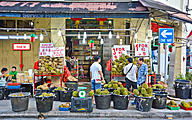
<box><xmin>0</xmin><ymin>98</ymin><xmax>192</xmax><ymax>119</ymax></box>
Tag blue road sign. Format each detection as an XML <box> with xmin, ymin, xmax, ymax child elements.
<box><xmin>159</xmin><ymin>28</ymin><xmax>174</xmax><ymax>43</ymax></box>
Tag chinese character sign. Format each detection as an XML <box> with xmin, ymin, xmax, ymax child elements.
<box><xmin>50</xmin><ymin>47</ymin><xmax>65</xmax><ymax>57</ymax></box>
<box><xmin>112</xmin><ymin>45</ymin><xmax>130</xmax><ymax>60</ymax></box>
<box><xmin>39</xmin><ymin>43</ymin><xmax>54</xmax><ymax>56</ymax></box>
<box><xmin>135</xmin><ymin>43</ymin><xmax>149</xmax><ymax>56</ymax></box>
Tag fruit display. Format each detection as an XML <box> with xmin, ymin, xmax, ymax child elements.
<box><xmin>152</xmin><ymin>84</ymin><xmax>167</xmax><ymax>90</ymax></box>
<box><xmin>167</xmin><ymin>100</ymin><xmax>178</xmax><ymax>107</ymax></box>
<box><xmin>180</xmin><ymin>101</ymin><xmax>192</xmax><ymax>108</ymax></box>
<box><xmin>104</xmin><ymin>80</ymin><xmax>124</xmax><ymax>89</ymax></box>
<box><xmin>59</xmin><ymin>102</ymin><xmax>71</xmax><ymax>108</ymax></box>
<box><xmin>133</xmin><ymin>83</ymin><xmax>153</xmax><ymax>97</ymax></box>
<box><xmin>113</xmin><ymin>87</ymin><xmax>130</xmax><ymax>96</ymax></box>
<box><xmin>11</xmin><ymin>92</ymin><xmax>24</xmax><ymax>97</ymax></box>
<box><xmin>37</xmin><ymin>83</ymin><xmax>49</xmax><ymax>90</ymax></box>
<box><xmin>72</xmin><ymin>91</ymin><xmax>79</xmax><ymax>97</ymax></box>
<box><xmin>38</xmin><ymin>56</ymin><xmax>64</xmax><ymax>75</ymax></box>
<box><xmin>88</xmin><ymin>91</ymin><xmax>94</xmax><ymax>97</ymax></box>
<box><xmin>53</xmin><ymin>87</ymin><xmax>66</xmax><ymax>91</ymax></box>
<box><xmin>39</xmin><ymin>92</ymin><xmax>54</xmax><ymax>97</ymax></box>
<box><xmin>95</xmin><ymin>89</ymin><xmax>110</xmax><ymax>95</ymax></box>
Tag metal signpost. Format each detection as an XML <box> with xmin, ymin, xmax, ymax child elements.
<box><xmin>159</xmin><ymin>28</ymin><xmax>174</xmax><ymax>82</ymax></box>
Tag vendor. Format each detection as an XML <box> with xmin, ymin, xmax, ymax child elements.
<box><xmin>9</xmin><ymin>66</ymin><xmax>17</xmax><ymax>80</ymax></box>
<box><xmin>0</xmin><ymin>68</ymin><xmax>9</xmax><ymax>86</ymax></box>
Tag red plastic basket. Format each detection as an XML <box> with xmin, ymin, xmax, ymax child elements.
<box><xmin>179</xmin><ymin>105</ymin><xmax>192</xmax><ymax>111</ymax></box>
<box><xmin>8</xmin><ymin>83</ymin><xmax>21</xmax><ymax>86</ymax></box>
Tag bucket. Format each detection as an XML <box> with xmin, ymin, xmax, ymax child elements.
<box><xmin>175</xmin><ymin>79</ymin><xmax>190</xmax><ymax>99</ymax></box>
<box><xmin>53</xmin><ymin>90</ymin><xmax>60</xmax><ymax>101</ymax></box>
<box><xmin>9</xmin><ymin>92</ymin><xmax>30</xmax><ymax>112</ymax></box>
<box><xmin>0</xmin><ymin>87</ymin><xmax>5</xmax><ymax>100</ymax></box>
<box><xmin>95</xmin><ymin>94</ymin><xmax>111</xmax><ymax>109</ymax></box>
<box><xmin>113</xmin><ymin>94</ymin><xmax>129</xmax><ymax>110</ymax></box>
<box><xmin>35</xmin><ymin>95</ymin><xmax>54</xmax><ymax>112</ymax></box>
<box><xmin>135</xmin><ymin>96</ymin><xmax>153</xmax><ymax>112</ymax></box>
<box><xmin>60</xmin><ymin>90</ymin><xmax>72</xmax><ymax>102</ymax></box>
<box><xmin>152</xmin><ymin>91</ymin><xmax>168</xmax><ymax>109</ymax></box>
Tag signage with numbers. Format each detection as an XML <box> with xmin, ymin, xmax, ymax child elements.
<box><xmin>39</xmin><ymin>43</ymin><xmax>54</xmax><ymax>56</ymax></box>
<box><xmin>112</xmin><ymin>45</ymin><xmax>130</xmax><ymax>60</ymax></box>
<box><xmin>50</xmin><ymin>47</ymin><xmax>65</xmax><ymax>57</ymax></box>
<box><xmin>135</xmin><ymin>43</ymin><xmax>149</xmax><ymax>56</ymax></box>
<box><xmin>13</xmin><ymin>43</ymin><xmax>31</xmax><ymax>51</ymax></box>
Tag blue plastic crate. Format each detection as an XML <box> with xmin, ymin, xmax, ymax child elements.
<box><xmin>59</xmin><ymin>107</ymin><xmax>70</xmax><ymax>111</ymax></box>
<box><xmin>7</xmin><ymin>85</ymin><xmax>21</xmax><ymax>89</ymax></box>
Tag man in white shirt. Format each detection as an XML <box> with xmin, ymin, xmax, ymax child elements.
<box><xmin>124</xmin><ymin>58</ymin><xmax>137</xmax><ymax>91</ymax></box>
<box><xmin>90</xmin><ymin>56</ymin><xmax>105</xmax><ymax>91</ymax></box>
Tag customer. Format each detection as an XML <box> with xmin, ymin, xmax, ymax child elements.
<box><xmin>124</xmin><ymin>58</ymin><xmax>137</xmax><ymax>91</ymax></box>
<box><xmin>0</xmin><ymin>68</ymin><xmax>9</xmax><ymax>86</ymax></box>
<box><xmin>137</xmin><ymin>57</ymin><xmax>148</xmax><ymax>86</ymax></box>
<box><xmin>90</xmin><ymin>56</ymin><xmax>105</xmax><ymax>91</ymax></box>
<box><xmin>9</xmin><ymin>66</ymin><xmax>17</xmax><ymax>80</ymax></box>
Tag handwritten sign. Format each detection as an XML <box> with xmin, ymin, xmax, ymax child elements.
<box><xmin>50</xmin><ymin>47</ymin><xmax>65</xmax><ymax>57</ymax></box>
<box><xmin>112</xmin><ymin>45</ymin><xmax>130</xmax><ymax>60</ymax></box>
<box><xmin>39</xmin><ymin>43</ymin><xmax>54</xmax><ymax>56</ymax></box>
<box><xmin>13</xmin><ymin>43</ymin><xmax>31</xmax><ymax>51</ymax></box>
<box><xmin>135</xmin><ymin>43</ymin><xmax>149</xmax><ymax>56</ymax></box>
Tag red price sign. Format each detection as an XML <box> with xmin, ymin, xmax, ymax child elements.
<box><xmin>112</xmin><ymin>45</ymin><xmax>130</xmax><ymax>60</ymax></box>
<box><xmin>13</xmin><ymin>43</ymin><xmax>31</xmax><ymax>51</ymax></box>
<box><xmin>135</xmin><ymin>43</ymin><xmax>149</xmax><ymax>56</ymax></box>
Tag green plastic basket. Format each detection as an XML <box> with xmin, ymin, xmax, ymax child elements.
<box><xmin>167</xmin><ymin>105</ymin><xmax>180</xmax><ymax>110</ymax></box>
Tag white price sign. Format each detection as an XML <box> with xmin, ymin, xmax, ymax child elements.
<box><xmin>39</xmin><ymin>43</ymin><xmax>54</xmax><ymax>56</ymax></box>
<box><xmin>135</xmin><ymin>43</ymin><xmax>149</xmax><ymax>56</ymax></box>
<box><xmin>112</xmin><ymin>45</ymin><xmax>130</xmax><ymax>60</ymax></box>
<box><xmin>50</xmin><ymin>47</ymin><xmax>65</xmax><ymax>57</ymax></box>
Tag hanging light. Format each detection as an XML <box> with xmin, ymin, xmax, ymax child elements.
<box><xmin>116</xmin><ymin>32</ymin><xmax>120</xmax><ymax>39</ymax></box>
<box><xmin>187</xmin><ymin>42</ymin><xmax>190</xmax><ymax>47</ymax></box>
<box><xmin>83</xmin><ymin>31</ymin><xmax>87</xmax><ymax>39</ymax></box>
<box><xmin>24</xmin><ymin>33</ymin><xmax>27</xmax><ymax>40</ymax></box>
<box><xmin>78</xmin><ymin>32</ymin><xmax>81</xmax><ymax>39</ymax></box>
<box><xmin>58</xmin><ymin>30</ymin><xmax>62</xmax><ymax>36</ymax></box>
<box><xmin>100</xmin><ymin>38</ymin><xmax>104</xmax><ymax>44</ymax></box>
<box><xmin>108</xmin><ymin>31</ymin><xmax>112</xmax><ymax>39</ymax></box>
<box><xmin>40</xmin><ymin>33</ymin><xmax>44</xmax><ymax>41</ymax></box>
<box><xmin>16</xmin><ymin>33</ymin><xmax>19</xmax><ymax>40</ymax></box>
<box><xmin>120</xmin><ymin>38</ymin><xmax>123</xmax><ymax>45</ymax></box>
<box><xmin>145</xmin><ymin>37</ymin><xmax>148</xmax><ymax>43</ymax></box>
<box><xmin>82</xmin><ymin>37</ymin><xmax>86</xmax><ymax>44</ymax></box>
<box><xmin>98</xmin><ymin>32</ymin><xmax>101</xmax><ymax>39</ymax></box>
<box><xmin>108</xmin><ymin>21</ymin><xmax>112</xmax><ymax>24</ymax></box>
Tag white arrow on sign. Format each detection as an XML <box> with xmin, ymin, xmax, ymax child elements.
<box><xmin>161</xmin><ymin>30</ymin><xmax>172</xmax><ymax>38</ymax></box>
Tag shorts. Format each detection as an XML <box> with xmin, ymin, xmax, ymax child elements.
<box><xmin>91</xmin><ymin>80</ymin><xmax>101</xmax><ymax>91</ymax></box>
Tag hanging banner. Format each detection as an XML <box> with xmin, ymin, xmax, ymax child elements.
<box><xmin>135</xmin><ymin>43</ymin><xmax>149</xmax><ymax>56</ymax></box>
<box><xmin>50</xmin><ymin>47</ymin><xmax>65</xmax><ymax>57</ymax></box>
<box><xmin>39</xmin><ymin>43</ymin><xmax>54</xmax><ymax>56</ymax></box>
<box><xmin>112</xmin><ymin>45</ymin><xmax>130</xmax><ymax>60</ymax></box>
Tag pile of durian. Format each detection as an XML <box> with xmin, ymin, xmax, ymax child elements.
<box><xmin>39</xmin><ymin>92</ymin><xmax>54</xmax><ymax>97</ymax></box>
<box><xmin>133</xmin><ymin>83</ymin><xmax>153</xmax><ymax>97</ymax></box>
<box><xmin>113</xmin><ymin>88</ymin><xmax>130</xmax><ymax>96</ymax></box>
<box><xmin>38</xmin><ymin>56</ymin><xmax>64</xmax><ymax>75</ymax></box>
<box><xmin>95</xmin><ymin>89</ymin><xmax>110</xmax><ymax>95</ymax></box>
<box><xmin>104</xmin><ymin>80</ymin><xmax>124</xmax><ymax>89</ymax></box>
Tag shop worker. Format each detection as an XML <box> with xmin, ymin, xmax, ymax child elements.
<box><xmin>124</xmin><ymin>58</ymin><xmax>137</xmax><ymax>91</ymax></box>
<box><xmin>90</xmin><ymin>56</ymin><xmax>105</xmax><ymax>91</ymax></box>
<box><xmin>137</xmin><ymin>58</ymin><xmax>148</xmax><ymax>86</ymax></box>
<box><xmin>9</xmin><ymin>66</ymin><xmax>17</xmax><ymax>80</ymax></box>
<box><xmin>0</xmin><ymin>68</ymin><xmax>9</xmax><ymax>86</ymax></box>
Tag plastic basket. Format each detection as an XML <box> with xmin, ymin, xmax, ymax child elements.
<box><xmin>95</xmin><ymin>94</ymin><xmax>111</xmax><ymax>109</ymax></box>
<box><xmin>167</xmin><ymin>105</ymin><xmax>180</xmax><ymax>110</ymax></box>
<box><xmin>7</xmin><ymin>85</ymin><xmax>21</xmax><ymax>89</ymax></box>
<box><xmin>60</xmin><ymin>90</ymin><xmax>72</xmax><ymax>102</ymax></box>
<box><xmin>8</xmin><ymin>83</ymin><xmax>21</xmax><ymax>86</ymax></box>
<box><xmin>9</xmin><ymin>92</ymin><xmax>30</xmax><ymax>112</ymax></box>
<box><xmin>0</xmin><ymin>87</ymin><xmax>5</xmax><ymax>100</ymax></box>
<box><xmin>152</xmin><ymin>91</ymin><xmax>168</xmax><ymax>109</ymax></box>
<box><xmin>53</xmin><ymin>90</ymin><xmax>60</xmax><ymax>101</ymax></box>
<box><xmin>135</xmin><ymin>96</ymin><xmax>154</xmax><ymax>112</ymax></box>
<box><xmin>59</xmin><ymin>106</ymin><xmax>70</xmax><ymax>111</ymax></box>
<box><xmin>113</xmin><ymin>94</ymin><xmax>130</xmax><ymax>110</ymax></box>
<box><xmin>179</xmin><ymin>105</ymin><xmax>192</xmax><ymax>111</ymax></box>
<box><xmin>35</xmin><ymin>95</ymin><xmax>54</xmax><ymax>113</ymax></box>
<box><xmin>70</xmin><ymin>97</ymin><xmax>93</xmax><ymax>112</ymax></box>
